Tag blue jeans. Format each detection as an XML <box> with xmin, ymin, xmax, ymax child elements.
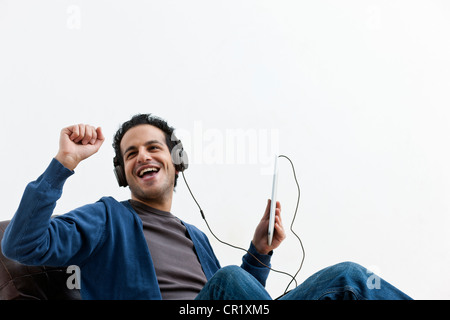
<box><xmin>195</xmin><ymin>262</ymin><xmax>412</xmax><ymax>300</ymax></box>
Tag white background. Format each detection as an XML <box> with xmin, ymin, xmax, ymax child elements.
<box><xmin>1</xmin><ymin>1</ymin><xmax>449</xmax><ymax>300</ymax></box>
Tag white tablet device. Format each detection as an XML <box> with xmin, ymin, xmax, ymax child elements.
<box><xmin>268</xmin><ymin>155</ymin><xmax>279</xmax><ymax>246</ymax></box>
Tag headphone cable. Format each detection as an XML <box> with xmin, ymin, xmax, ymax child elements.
<box><xmin>181</xmin><ymin>155</ymin><xmax>304</xmax><ymax>294</ymax></box>
<box><xmin>278</xmin><ymin>155</ymin><xmax>305</xmax><ymax>292</ymax></box>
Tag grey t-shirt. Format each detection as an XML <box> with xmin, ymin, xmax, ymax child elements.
<box><xmin>129</xmin><ymin>200</ymin><xmax>207</xmax><ymax>300</ymax></box>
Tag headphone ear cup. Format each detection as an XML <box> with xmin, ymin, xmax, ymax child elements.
<box><xmin>172</xmin><ymin>142</ymin><xmax>189</xmax><ymax>172</ymax></box>
<box><xmin>113</xmin><ymin>157</ymin><xmax>128</xmax><ymax>187</ymax></box>
<box><xmin>178</xmin><ymin>147</ymin><xmax>189</xmax><ymax>171</ymax></box>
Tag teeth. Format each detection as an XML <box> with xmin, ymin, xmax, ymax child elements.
<box><xmin>138</xmin><ymin>167</ymin><xmax>159</xmax><ymax>177</ymax></box>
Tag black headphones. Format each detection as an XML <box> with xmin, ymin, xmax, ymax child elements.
<box><xmin>113</xmin><ymin>138</ymin><xmax>189</xmax><ymax>187</ymax></box>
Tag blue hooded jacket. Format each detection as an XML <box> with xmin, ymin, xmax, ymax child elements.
<box><xmin>1</xmin><ymin>159</ymin><xmax>271</xmax><ymax>299</ymax></box>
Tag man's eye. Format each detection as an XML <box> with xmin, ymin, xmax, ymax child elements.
<box><xmin>127</xmin><ymin>152</ymin><xmax>137</xmax><ymax>159</ymax></box>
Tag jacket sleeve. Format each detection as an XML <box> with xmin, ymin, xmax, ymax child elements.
<box><xmin>1</xmin><ymin>158</ymin><xmax>107</xmax><ymax>267</ymax></box>
<box><xmin>240</xmin><ymin>242</ymin><xmax>273</xmax><ymax>287</ymax></box>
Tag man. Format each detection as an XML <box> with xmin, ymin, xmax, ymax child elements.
<box><xmin>2</xmin><ymin>114</ymin><xmax>412</xmax><ymax>300</ymax></box>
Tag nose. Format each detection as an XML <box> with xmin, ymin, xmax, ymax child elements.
<box><xmin>136</xmin><ymin>147</ymin><xmax>152</xmax><ymax>163</ymax></box>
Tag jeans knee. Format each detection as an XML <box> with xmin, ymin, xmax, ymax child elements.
<box><xmin>334</xmin><ymin>261</ymin><xmax>367</xmax><ymax>273</ymax></box>
<box><xmin>213</xmin><ymin>265</ymin><xmax>246</xmax><ymax>281</ymax></box>
<box><xmin>197</xmin><ymin>265</ymin><xmax>271</xmax><ymax>300</ymax></box>
<box><xmin>212</xmin><ymin>265</ymin><xmax>265</xmax><ymax>290</ymax></box>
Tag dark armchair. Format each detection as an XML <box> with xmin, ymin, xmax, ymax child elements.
<box><xmin>0</xmin><ymin>221</ymin><xmax>81</xmax><ymax>300</ymax></box>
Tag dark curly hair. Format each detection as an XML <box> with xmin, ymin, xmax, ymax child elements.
<box><xmin>113</xmin><ymin>113</ymin><xmax>180</xmax><ymax>187</ymax></box>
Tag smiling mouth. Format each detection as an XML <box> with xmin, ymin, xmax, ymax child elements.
<box><xmin>137</xmin><ymin>167</ymin><xmax>160</xmax><ymax>179</ymax></box>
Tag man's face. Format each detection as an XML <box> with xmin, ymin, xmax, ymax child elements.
<box><xmin>120</xmin><ymin>124</ymin><xmax>176</xmax><ymax>205</ymax></box>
